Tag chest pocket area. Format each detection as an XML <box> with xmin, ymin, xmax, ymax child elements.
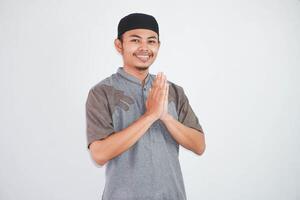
<box><xmin>111</xmin><ymin>89</ymin><xmax>136</xmax><ymax>131</ymax></box>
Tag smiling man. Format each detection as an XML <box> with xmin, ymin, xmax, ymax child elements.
<box><xmin>86</xmin><ymin>13</ymin><xmax>206</xmax><ymax>200</ymax></box>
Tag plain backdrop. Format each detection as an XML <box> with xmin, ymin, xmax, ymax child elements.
<box><xmin>1</xmin><ymin>0</ymin><xmax>299</xmax><ymax>199</ymax></box>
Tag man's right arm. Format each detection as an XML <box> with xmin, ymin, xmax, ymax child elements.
<box><xmin>89</xmin><ymin>113</ymin><xmax>156</xmax><ymax>166</ymax></box>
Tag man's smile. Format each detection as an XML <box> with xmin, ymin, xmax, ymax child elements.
<box><xmin>134</xmin><ymin>53</ymin><xmax>152</xmax><ymax>62</ymax></box>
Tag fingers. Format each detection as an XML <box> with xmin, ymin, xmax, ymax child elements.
<box><xmin>153</xmin><ymin>72</ymin><xmax>161</xmax><ymax>88</ymax></box>
<box><xmin>162</xmin><ymin>79</ymin><xmax>168</xmax><ymax>106</ymax></box>
<box><xmin>149</xmin><ymin>72</ymin><xmax>168</xmax><ymax>102</ymax></box>
<box><xmin>159</xmin><ymin>73</ymin><xmax>165</xmax><ymax>89</ymax></box>
<box><xmin>164</xmin><ymin>81</ymin><xmax>169</xmax><ymax>104</ymax></box>
<box><xmin>153</xmin><ymin>72</ymin><xmax>163</xmax><ymax>99</ymax></box>
<box><xmin>146</xmin><ymin>72</ymin><xmax>168</xmax><ymax>115</ymax></box>
<box><xmin>154</xmin><ymin>73</ymin><xmax>167</xmax><ymax>101</ymax></box>
<box><xmin>152</xmin><ymin>72</ymin><xmax>161</xmax><ymax>99</ymax></box>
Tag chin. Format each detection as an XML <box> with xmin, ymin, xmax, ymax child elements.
<box><xmin>134</xmin><ymin>65</ymin><xmax>150</xmax><ymax>71</ymax></box>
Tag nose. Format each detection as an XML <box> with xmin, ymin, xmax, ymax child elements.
<box><xmin>139</xmin><ymin>40</ymin><xmax>149</xmax><ymax>50</ymax></box>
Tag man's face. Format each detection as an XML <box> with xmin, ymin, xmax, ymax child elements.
<box><xmin>115</xmin><ymin>29</ymin><xmax>160</xmax><ymax>71</ymax></box>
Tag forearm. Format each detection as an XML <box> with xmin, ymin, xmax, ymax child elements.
<box><xmin>92</xmin><ymin>113</ymin><xmax>156</xmax><ymax>165</ymax></box>
<box><xmin>161</xmin><ymin>115</ymin><xmax>205</xmax><ymax>155</ymax></box>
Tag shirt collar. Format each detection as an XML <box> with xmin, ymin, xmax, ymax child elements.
<box><xmin>117</xmin><ymin>67</ymin><xmax>151</xmax><ymax>87</ymax></box>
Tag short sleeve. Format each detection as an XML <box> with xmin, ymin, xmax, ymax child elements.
<box><xmin>178</xmin><ymin>89</ymin><xmax>204</xmax><ymax>134</ymax></box>
<box><xmin>85</xmin><ymin>87</ymin><xmax>115</xmax><ymax>149</ymax></box>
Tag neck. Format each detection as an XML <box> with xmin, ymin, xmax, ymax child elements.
<box><xmin>123</xmin><ymin>65</ymin><xmax>149</xmax><ymax>85</ymax></box>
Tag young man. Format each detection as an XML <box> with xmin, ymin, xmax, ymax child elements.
<box><xmin>86</xmin><ymin>13</ymin><xmax>206</xmax><ymax>200</ymax></box>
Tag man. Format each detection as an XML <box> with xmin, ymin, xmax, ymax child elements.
<box><xmin>86</xmin><ymin>13</ymin><xmax>206</xmax><ymax>200</ymax></box>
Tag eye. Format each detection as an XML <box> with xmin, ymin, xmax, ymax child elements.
<box><xmin>148</xmin><ymin>40</ymin><xmax>156</xmax><ymax>44</ymax></box>
<box><xmin>131</xmin><ymin>39</ymin><xmax>139</xmax><ymax>43</ymax></box>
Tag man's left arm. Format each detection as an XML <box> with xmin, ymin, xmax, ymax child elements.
<box><xmin>161</xmin><ymin>114</ymin><xmax>206</xmax><ymax>155</ymax></box>
<box><xmin>153</xmin><ymin>73</ymin><xmax>205</xmax><ymax>155</ymax></box>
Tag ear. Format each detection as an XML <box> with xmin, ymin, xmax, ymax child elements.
<box><xmin>114</xmin><ymin>38</ymin><xmax>123</xmax><ymax>54</ymax></box>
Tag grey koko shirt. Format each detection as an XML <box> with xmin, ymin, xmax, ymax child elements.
<box><xmin>86</xmin><ymin>67</ymin><xmax>204</xmax><ymax>200</ymax></box>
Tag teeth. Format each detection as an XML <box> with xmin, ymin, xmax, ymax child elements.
<box><xmin>135</xmin><ymin>55</ymin><xmax>150</xmax><ymax>62</ymax></box>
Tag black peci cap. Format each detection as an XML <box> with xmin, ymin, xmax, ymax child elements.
<box><xmin>117</xmin><ymin>13</ymin><xmax>159</xmax><ymax>39</ymax></box>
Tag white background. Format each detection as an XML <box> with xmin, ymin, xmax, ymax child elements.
<box><xmin>1</xmin><ymin>0</ymin><xmax>299</xmax><ymax>199</ymax></box>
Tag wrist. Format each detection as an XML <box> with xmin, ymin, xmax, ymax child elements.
<box><xmin>143</xmin><ymin>112</ymin><xmax>158</xmax><ymax>124</ymax></box>
<box><xmin>160</xmin><ymin>113</ymin><xmax>174</xmax><ymax>123</ymax></box>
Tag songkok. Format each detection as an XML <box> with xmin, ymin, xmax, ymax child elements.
<box><xmin>117</xmin><ymin>13</ymin><xmax>159</xmax><ymax>39</ymax></box>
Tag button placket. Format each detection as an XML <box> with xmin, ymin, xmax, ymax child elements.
<box><xmin>142</xmin><ymin>86</ymin><xmax>148</xmax><ymax>102</ymax></box>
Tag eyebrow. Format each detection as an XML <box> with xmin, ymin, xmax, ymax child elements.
<box><xmin>129</xmin><ymin>34</ymin><xmax>158</xmax><ymax>40</ymax></box>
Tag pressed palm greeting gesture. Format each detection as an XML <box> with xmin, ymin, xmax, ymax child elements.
<box><xmin>145</xmin><ymin>72</ymin><xmax>169</xmax><ymax>121</ymax></box>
